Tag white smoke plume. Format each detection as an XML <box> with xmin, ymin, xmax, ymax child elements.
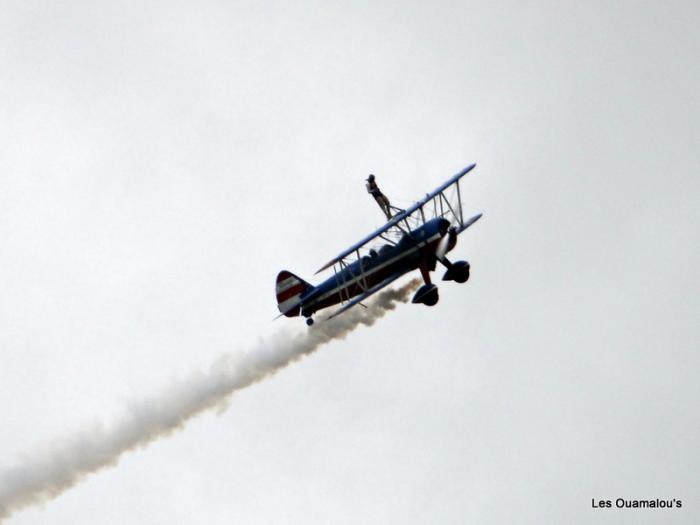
<box><xmin>0</xmin><ymin>279</ymin><xmax>420</xmax><ymax>521</ymax></box>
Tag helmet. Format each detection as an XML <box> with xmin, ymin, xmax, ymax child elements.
<box><xmin>367</xmin><ymin>174</ymin><xmax>375</xmax><ymax>181</ymax></box>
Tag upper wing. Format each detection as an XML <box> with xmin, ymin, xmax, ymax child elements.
<box><xmin>325</xmin><ymin>272</ymin><xmax>404</xmax><ymax>320</ymax></box>
<box><xmin>316</xmin><ymin>163</ymin><xmax>476</xmax><ymax>274</ymax></box>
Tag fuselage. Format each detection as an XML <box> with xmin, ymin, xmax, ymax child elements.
<box><xmin>299</xmin><ymin>218</ymin><xmax>452</xmax><ymax>317</ymax></box>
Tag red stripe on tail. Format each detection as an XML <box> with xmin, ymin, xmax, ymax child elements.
<box><xmin>275</xmin><ymin>270</ymin><xmax>313</xmax><ymax>317</ymax></box>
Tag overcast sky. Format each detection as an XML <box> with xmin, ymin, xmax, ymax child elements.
<box><xmin>1</xmin><ymin>1</ymin><xmax>698</xmax><ymax>523</ymax></box>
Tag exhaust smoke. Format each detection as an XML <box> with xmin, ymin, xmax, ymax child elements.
<box><xmin>0</xmin><ymin>278</ymin><xmax>420</xmax><ymax>521</ymax></box>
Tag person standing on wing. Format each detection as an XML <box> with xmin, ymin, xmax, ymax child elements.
<box><xmin>366</xmin><ymin>174</ymin><xmax>392</xmax><ymax>220</ymax></box>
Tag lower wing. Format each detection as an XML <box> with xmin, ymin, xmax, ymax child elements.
<box><xmin>326</xmin><ymin>272</ymin><xmax>405</xmax><ymax>320</ymax></box>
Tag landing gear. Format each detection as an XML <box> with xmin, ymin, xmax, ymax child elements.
<box><xmin>412</xmin><ymin>283</ymin><xmax>439</xmax><ymax>306</ymax></box>
<box><xmin>442</xmin><ymin>260</ymin><xmax>470</xmax><ymax>283</ymax></box>
<box><xmin>413</xmin><ymin>263</ymin><xmax>439</xmax><ymax>306</ymax></box>
<box><xmin>305</xmin><ymin>317</ymin><xmax>314</xmax><ymax>326</ymax></box>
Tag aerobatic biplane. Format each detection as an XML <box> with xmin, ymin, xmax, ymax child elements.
<box><xmin>276</xmin><ymin>164</ymin><xmax>482</xmax><ymax>325</ymax></box>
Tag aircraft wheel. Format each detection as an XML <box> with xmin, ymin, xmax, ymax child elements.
<box><xmin>412</xmin><ymin>284</ymin><xmax>439</xmax><ymax>306</ymax></box>
<box><xmin>423</xmin><ymin>291</ymin><xmax>439</xmax><ymax>306</ymax></box>
<box><xmin>454</xmin><ymin>266</ymin><xmax>470</xmax><ymax>283</ymax></box>
<box><xmin>306</xmin><ymin>318</ymin><xmax>314</xmax><ymax>326</ymax></box>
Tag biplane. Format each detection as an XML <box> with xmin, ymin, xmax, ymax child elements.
<box><xmin>276</xmin><ymin>164</ymin><xmax>482</xmax><ymax>325</ymax></box>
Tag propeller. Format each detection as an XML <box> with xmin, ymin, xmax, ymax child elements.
<box><xmin>435</xmin><ymin>224</ymin><xmax>457</xmax><ymax>264</ymax></box>
<box><xmin>436</xmin><ymin>213</ymin><xmax>482</xmax><ymax>282</ymax></box>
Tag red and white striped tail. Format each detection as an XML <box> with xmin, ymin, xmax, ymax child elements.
<box><xmin>276</xmin><ymin>270</ymin><xmax>312</xmax><ymax>317</ymax></box>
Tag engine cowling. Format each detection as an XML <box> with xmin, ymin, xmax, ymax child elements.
<box><xmin>442</xmin><ymin>260</ymin><xmax>470</xmax><ymax>283</ymax></box>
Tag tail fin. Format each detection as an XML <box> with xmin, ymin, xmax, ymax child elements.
<box><xmin>276</xmin><ymin>270</ymin><xmax>313</xmax><ymax>317</ymax></box>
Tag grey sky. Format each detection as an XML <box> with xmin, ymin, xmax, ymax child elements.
<box><xmin>1</xmin><ymin>1</ymin><xmax>698</xmax><ymax>524</ymax></box>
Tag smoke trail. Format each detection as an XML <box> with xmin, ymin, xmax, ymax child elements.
<box><xmin>0</xmin><ymin>278</ymin><xmax>420</xmax><ymax>521</ymax></box>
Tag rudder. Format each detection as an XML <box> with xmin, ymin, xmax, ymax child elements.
<box><xmin>276</xmin><ymin>270</ymin><xmax>312</xmax><ymax>317</ymax></box>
